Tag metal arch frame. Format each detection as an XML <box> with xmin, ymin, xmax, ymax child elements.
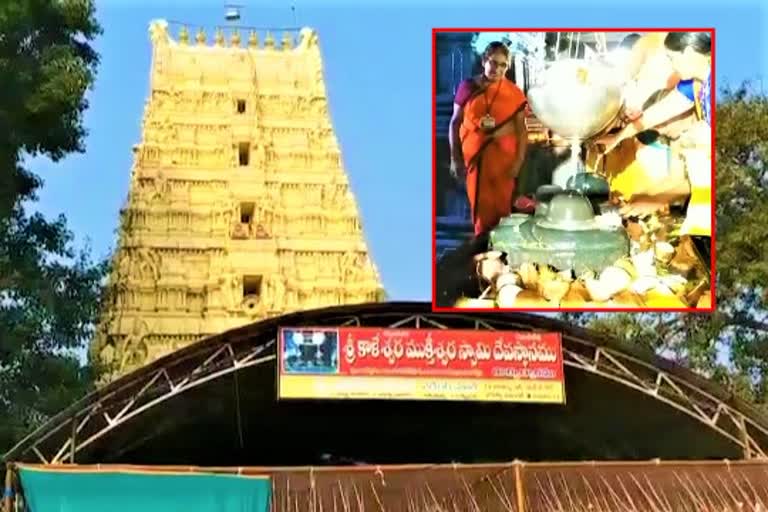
<box><xmin>9</xmin><ymin>310</ymin><xmax>768</xmax><ymax>465</ymax></box>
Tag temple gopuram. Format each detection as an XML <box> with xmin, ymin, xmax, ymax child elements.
<box><xmin>92</xmin><ymin>20</ymin><xmax>384</xmax><ymax>381</ymax></box>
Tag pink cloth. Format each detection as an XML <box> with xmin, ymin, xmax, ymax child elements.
<box><xmin>453</xmin><ymin>79</ymin><xmax>478</xmax><ymax>107</ymax></box>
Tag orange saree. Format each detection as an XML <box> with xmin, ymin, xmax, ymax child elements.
<box><xmin>458</xmin><ymin>78</ymin><xmax>528</xmax><ymax>235</ymax></box>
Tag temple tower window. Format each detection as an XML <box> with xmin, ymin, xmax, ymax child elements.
<box><xmin>238</xmin><ymin>142</ymin><xmax>250</xmax><ymax>166</ymax></box>
<box><xmin>240</xmin><ymin>202</ymin><xmax>255</xmax><ymax>224</ymax></box>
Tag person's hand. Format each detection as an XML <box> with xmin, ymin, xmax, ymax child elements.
<box><xmin>621</xmin><ymin>106</ymin><xmax>643</xmax><ymax>123</ymax></box>
<box><xmin>620</xmin><ymin>200</ymin><xmax>665</xmax><ymax>218</ymax></box>
<box><xmin>592</xmin><ymin>133</ymin><xmax>619</xmax><ymax>155</ymax></box>
<box><xmin>449</xmin><ymin>159</ymin><xmax>466</xmax><ymax>184</ymax></box>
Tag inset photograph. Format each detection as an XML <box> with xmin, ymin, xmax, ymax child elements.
<box><xmin>433</xmin><ymin>29</ymin><xmax>714</xmax><ymax>312</ymax></box>
<box><xmin>280</xmin><ymin>327</ymin><xmax>340</xmax><ymax>375</ymax></box>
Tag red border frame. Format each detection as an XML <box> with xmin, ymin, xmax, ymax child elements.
<box><xmin>431</xmin><ymin>27</ymin><xmax>716</xmax><ymax>314</ymax></box>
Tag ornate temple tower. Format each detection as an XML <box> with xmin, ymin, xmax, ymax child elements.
<box><xmin>92</xmin><ymin>20</ymin><xmax>384</xmax><ymax>380</ymax></box>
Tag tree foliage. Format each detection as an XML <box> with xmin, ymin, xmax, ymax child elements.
<box><xmin>0</xmin><ymin>209</ymin><xmax>107</xmax><ymax>453</ymax></box>
<box><xmin>562</xmin><ymin>85</ymin><xmax>768</xmax><ymax>408</ymax></box>
<box><xmin>0</xmin><ymin>0</ymin><xmax>104</xmax><ymax>455</ymax></box>
<box><xmin>0</xmin><ymin>0</ymin><xmax>101</xmax><ymax>215</ymax></box>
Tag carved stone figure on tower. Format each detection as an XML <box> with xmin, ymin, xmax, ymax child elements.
<box><xmin>205</xmin><ymin>284</ymin><xmax>224</xmax><ymax>310</ymax></box>
<box><xmin>98</xmin><ymin>336</ymin><xmax>116</xmax><ymax>367</ymax></box>
<box><xmin>261</xmin><ymin>275</ymin><xmax>286</xmax><ymax>311</ymax></box>
<box><xmin>339</xmin><ymin>251</ymin><xmax>357</xmax><ymax>281</ymax></box>
<box><xmin>260</xmin><ymin>277</ymin><xmax>274</xmax><ymax>310</ymax></box>
<box><xmin>321</xmin><ymin>185</ymin><xmax>333</xmax><ymax>209</ymax></box>
<box><xmin>219</xmin><ymin>271</ymin><xmax>243</xmax><ymax>311</ymax></box>
<box><xmin>120</xmin><ymin>318</ymin><xmax>151</xmax><ymax>371</ymax></box>
<box><xmin>219</xmin><ymin>198</ymin><xmax>237</xmax><ymax>230</ymax></box>
<box><xmin>253</xmin><ymin>143</ymin><xmax>266</xmax><ymax>169</ymax></box>
<box><xmin>115</xmin><ymin>250</ymin><xmax>132</xmax><ymax>279</ymax></box>
<box><xmin>136</xmin><ymin>248</ymin><xmax>162</xmax><ymax>283</ymax></box>
<box><xmin>151</xmin><ymin>176</ymin><xmax>169</xmax><ymax>203</ymax></box>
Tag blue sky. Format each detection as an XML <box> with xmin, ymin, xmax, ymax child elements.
<box><xmin>29</xmin><ymin>0</ymin><xmax>766</xmax><ymax>301</ymax></box>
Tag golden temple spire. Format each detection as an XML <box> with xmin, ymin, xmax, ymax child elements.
<box><xmin>214</xmin><ymin>28</ymin><xmax>225</xmax><ymax>46</ymax></box>
<box><xmin>297</xmin><ymin>27</ymin><xmax>319</xmax><ymax>51</ymax></box>
<box><xmin>148</xmin><ymin>19</ymin><xmax>170</xmax><ymax>46</ymax></box>
<box><xmin>231</xmin><ymin>29</ymin><xmax>241</xmax><ymax>47</ymax></box>
<box><xmin>195</xmin><ymin>27</ymin><xmax>206</xmax><ymax>45</ymax></box>
<box><xmin>178</xmin><ymin>25</ymin><xmax>189</xmax><ymax>45</ymax></box>
<box><xmin>281</xmin><ymin>31</ymin><xmax>294</xmax><ymax>50</ymax></box>
<box><xmin>264</xmin><ymin>31</ymin><xmax>275</xmax><ymax>49</ymax></box>
<box><xmin>248</xmin><ymin>30</ymin><xmax>259</xmax><ymax>48</ymax></box>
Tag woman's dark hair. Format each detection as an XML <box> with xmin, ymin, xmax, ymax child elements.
<box><xmin>642</xmin><ymin>88</ymin><xmax>671</xmax><ymax>110</ymax></box>
<box><xmin>482</xmin><ymin>41</ymin><xmax>510</xmax><ymax>61</ymax></box>
<box><xmin>636</xmin><ymin>129</ymin><xmax>661</xmax><ymax>145</ymax></box>
<box><xmin>664</xmin><ymin>31</ymin><xmax>711</xmax><ymax>55</ymax></box>
<box><xmin>619</xmin><ymin>33</ymin><xmax>642</xmax><ymax>49</ymax></box>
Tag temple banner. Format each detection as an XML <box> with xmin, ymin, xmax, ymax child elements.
<box><xmin>277</xmin><ymin>327</ymin><xmax>565</xmax><ymax>403</ymax></box>
<box><xmin>432</xmin><ymin>30</ymin><xmax>714</xmax><ymax>313</ymax></box>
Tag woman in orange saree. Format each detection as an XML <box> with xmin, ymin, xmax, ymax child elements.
<box><xmin>449</xmin><ymin>41</ymin><xmax>529</xmax><ymax>236</ymax></box>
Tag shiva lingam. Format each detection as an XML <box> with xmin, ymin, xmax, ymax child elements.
<box><xmin>527</xmin><ymin>58</ymin><xmax>623</xmax><ymax>192</ymax></box>
<box><xmin>489</xmin><ymin>190</ymin><xmax>629</xmax><ymax>275</ymax></box>
<box><xmin>485</xmin><ymin>59</ymin><xmax>629</xmax><ymax>275</ymax></box>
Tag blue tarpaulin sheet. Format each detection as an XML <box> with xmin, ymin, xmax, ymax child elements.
<box><xmin>18</xmin><ymin>466</ymin><xmax>271</xmax><ymax>512</ymax></box>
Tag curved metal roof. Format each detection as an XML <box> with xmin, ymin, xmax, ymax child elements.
<box><xmin>5</xmin><ymin>302</ymin><xmax>768</xmax><ymax>465</ymax></box>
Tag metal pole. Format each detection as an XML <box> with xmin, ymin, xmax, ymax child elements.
<box><xmin>70</xmin><ymin>417</ymin><xmax>77</xmax><ymax>463</ymax></box>
<box><xmin>740</xmin><ymin>416</ymin><xmax>753</xmax><ymax>459</ymax></box>
<box><xmin>514</xmin><ymin>461</ymin><xmax>526</xmax><ymax>512</ymax></box>
<box><xmin>575</xmin><ymin>32</ymin><xmax>582</xmax><ymax>58</ymax></box>
<box><xmin>3</xmin><ymin>464</ymin><xmax>14</xmax><ymax>512</ymax></box>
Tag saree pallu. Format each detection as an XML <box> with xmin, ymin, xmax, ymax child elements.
<box><xmin>680</xmin><ymin>149</ymin><xmax>712</xmax><ymax>237</ymax></box>
<box><xmin>678</xmin><ymin>121</ymin><xmax>712</xmax><ymax>237</ymax></box>
<box><xmin>459</xmin><ymin>78</ymin><xmax>527</xmax><ymax>235</ymax></box>
<box><xmin>614</xmin><ymin>138</ymin><xmax>677</xmax><ymax>200</ymax></box>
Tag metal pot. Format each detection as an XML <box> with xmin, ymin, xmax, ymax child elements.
<box><xmin>528</xmin><ymin>59</ymin><xmax>624</xmax><ymax>141</ymax></box>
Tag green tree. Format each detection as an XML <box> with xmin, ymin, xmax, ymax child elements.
<box><xmin>0</xmin><ymin>0</ymin><xmax>101</xmax><ymax>217</ymax></box>
<box><xmin>0</xmin><ymin>0</ymin><xmax>105</xmax><ymax>455</ymax></box>
<box><xmin>562</xmin><ymin>85</ymin><xmax>768</xmax><ymax>408</ymax></box>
